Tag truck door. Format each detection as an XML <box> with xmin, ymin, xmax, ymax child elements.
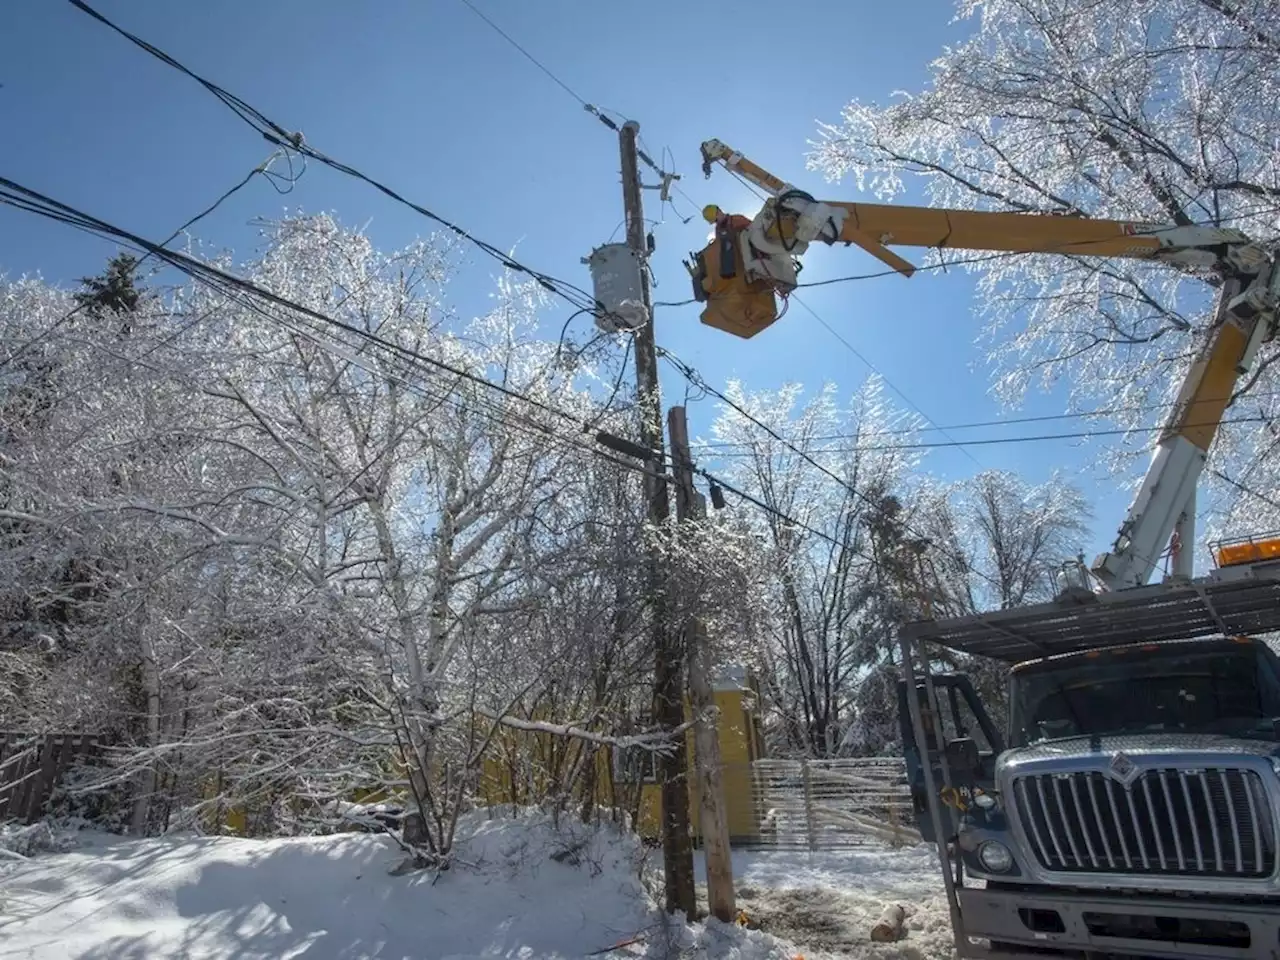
<box><xmin>897</xmin><ymin>674</ymin><xmax>1003</xmax><ymax>842</ymax></box>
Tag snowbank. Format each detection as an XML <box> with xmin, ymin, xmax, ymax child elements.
<box><xmin>0</xmin><ymin>820</ymin><xmax>78</xmax><ymax>860</ymax></box>
<box><xmin>0</xmin><ymin>810</ymin><xmax>652</xmax><ymax>959</ymax></box>
<box><xmin>0</xmin><ymin>811</ymin><xmax>952</xmax><ymax>958</ymax></box>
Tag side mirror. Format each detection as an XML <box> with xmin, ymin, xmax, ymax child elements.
<box><xmin>945</xmin><ymin>736</ymin><xmax>980</xmax><ymax>781</ymax></box>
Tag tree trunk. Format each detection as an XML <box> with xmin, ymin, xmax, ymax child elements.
<box><xmin>130</xmin><ymin>627</ymin><xmax>161</xmax><ymax>836</ymax></box>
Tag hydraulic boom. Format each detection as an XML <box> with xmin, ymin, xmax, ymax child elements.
<box><xmin>688</xmin><ymin>138</ymin><xmax>1280</xmax><ymax>592</ymax></box>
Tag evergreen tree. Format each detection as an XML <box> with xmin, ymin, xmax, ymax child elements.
<box><xmin>75</xmin><ymin>253</ymin><xmax>143</xmax><ymax>333</ymax></box>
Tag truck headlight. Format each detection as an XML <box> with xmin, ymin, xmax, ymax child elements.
<box><xmin>978</xmin><ymin>840</ymin><xmax>1014</xmax><ymax>873</ymax></box>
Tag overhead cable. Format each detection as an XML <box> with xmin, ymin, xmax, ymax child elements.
<box><xmin>67</xmin><ymin>0</ymin><xmax>604</xmax><ymax>317</ymax></box>
<box><xmin>0</xmin><ymin>175</ymin><xmax>601</xmax><ymax>433</ymax></box>
<box><xmin>1</xmin><ymin>150</ymin><xmax>296</xmax><ymax>372</ymax></box>
<box><xmin>693</xmin><ymin>417</ymin><xmax>1272</xmax><ymax>454</ymax></box>
<box><xmin>693</xmin><ymin>391</ymin><xmax>1280</xmax><ymax>445</ymax></box>
<box><xmin>658</xmin><ymin>345</ymin><xmax>1004</xmax><ymax>590</ymax></box>
<box><xmin>3</xmin><ymin>170</ymin><xmax>853</xmax><ymax>549</ymax></box>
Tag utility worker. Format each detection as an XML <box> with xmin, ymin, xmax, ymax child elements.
<box><xmin>702</xmin><ymin>205</ymin><xmax>755</xmax><ymax>281</ymax></box>
<box><xmin>702</xmin><ymin>204</ymin><xmax>753</xmax><ymax>233</ymax></box>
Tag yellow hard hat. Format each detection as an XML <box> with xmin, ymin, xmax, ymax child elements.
<box><xmin>702</xmin><ymin>204</ymin><xmax>722</xmax><ymax>224</ymax></box>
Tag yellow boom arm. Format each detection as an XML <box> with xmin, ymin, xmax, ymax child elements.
<box><xmin>691</xmin><ymin>138</ymin><xmax>1261</xmax><ymax>339</ymax></box>
<box><xmin>689</xmin><ymin>138</ymin><xmax>1280</xmax><ymax>591</ymax></box>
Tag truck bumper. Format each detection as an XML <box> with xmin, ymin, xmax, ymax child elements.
<box><xmin>957</xmin><ymin>886</ymin><xmax>1280</xmax><ymax>959</ymax></box>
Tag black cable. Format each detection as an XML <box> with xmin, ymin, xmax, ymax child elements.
<box><xmin>789</xmin><ymin>292</ymin><xmax>988</xmax><ymax>469</ymax></box>
<box><xmin>658</xmin><ymin>344</ymin><xmax>1006</xmax><ymax>590</ymax></box>
<box><xmin>139</xmin><ymin>150</ymin><xmax>302</xmax><ymax>274</ymax></box>
<box><xmin>2</xmin><ymin>172</ymin><xmax>855</xmax><ymax>552</ymax></box>
<box><xmin>696</xmin><ymin>391</ymin><xmax>1280</xmax><ymax>448</ymax></box>
<box><xmin>586</xmin><ymin>337</ymin><xmax>633</xmax><ymax>432</ymax></box>
<box><xmin>693</xmin><ymin>467</ymin><xmax>852</xmax><ymax>554</ymax></box>
<box><xmin>451</xmin><ymin>0</ymin><xmax>679</xmax><ymax>187</ymax></box>
<box><xmin>1210</xmin><ymin>468</ymin><xmax>1280</xmax><ymax>513</ymax></box>
<box><xmin>693</xmin><ymin>390</ymin><xmax>1280</xmax><ymax>445</ymax></box>
<box><xmin>143</xmin><ymin>168</ymin><xmax>256</xmax><ymax>267</ymax></box>
<box><xmin>0</xmin><ymin>177</ymin><xmax>643</xmax><ymax>486</ymax></box>
<box><xmin>456</xmin><ymin>0</ymin><xmax>590</xmax><ymax>107</ymax></box>
<box><xmin>0</xmin><ymin>175</ymin><xmax>601</xmax><ymax>433</ymax></box>
<box><xmin>0</xmin><ymin>174</ymin><xmax>701</xmax><ymax>526</ymax></box>
<box><xmin>67</xmin><ymin>0</ymin><xmax>604</xmax><ymax>318</ymax></box>
<box><xmin>691</xmin><ymin>416</ymin><xmax>1271</xmax><ymax>454</ymax></box>
<box><xmin>0</xmin><ymin>156</ymin><xmax>289</xmax><ymax>372</ymax></box>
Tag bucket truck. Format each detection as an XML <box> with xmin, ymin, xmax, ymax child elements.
<box><xmin>693</xmin><ymin>140</ymin><xmax>1280</xmax><ymax>959</ymax></box>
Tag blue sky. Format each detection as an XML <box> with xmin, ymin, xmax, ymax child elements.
<box><xmin>1</xmin><ymin>0</ymin><xmax>1141</xmax><ymax>557</ymax></box>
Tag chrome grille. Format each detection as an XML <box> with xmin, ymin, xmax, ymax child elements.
<box><xmin>1012</xmin><ymin>767</ymin><xmax>1276</xmax><ymax>877</ymax></box>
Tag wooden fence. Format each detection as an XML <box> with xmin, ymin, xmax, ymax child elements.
<box><xmin>0</xmin><ymin>732</ymin><xmax>102</xmax><ymax>823</ymax></box>
<box><xmin>751</xmin><ymin>757</ymin><xmax>919</xmax><ymax>849</ymax></box>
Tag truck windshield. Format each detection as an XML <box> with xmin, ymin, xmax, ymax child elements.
<box><xmin>1008</xmin><ymin>646</ymin><xmax>1280</xmax><ymax>748</ymax></box>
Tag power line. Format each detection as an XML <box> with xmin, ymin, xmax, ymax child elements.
<box><xmin>691</xmin><ymin>416</ymin><xmax>1271</xmax><ymax>454</ymax></box>
<box><xmin>1</xmin><ymin>151</ymin><xmax>296</xmax><ymax>373</ymax></box>
<box><xmin>67</xmin><ymin>0</ymin><xmax>604</xmax><ymax>318</ymax></box>
<box><xmin>657</xmin><ymin>345</ymin><xmax>1005</xmax><ymax>591</ymax></box>
<box><xmin>692</xmin><ymin>391</ymin><xmax>1280</xmax><ymax>444</ymax></box>
<box><xmin>0</xmin><ymin>174</ymin><xmax>703</xmax><ymax>509</ymax></box>
<box><xmin>146</xmin><ymin>149</ymin><xmax>303</xmax><ymax>265</ymax></box>
<box><xmin>223</xmin><ymin>289</ymin><xmax>643</xmax><ymax>476</ymax></box>
<box><xmin>456</xmin><ymin>0</ymin><xmax>590</xmax><ymax>108</ymax></box>
<box><xmin>449</xmin><ymin>0</ymin><xmax>678</xmax><ymax>186</ymax></box>
<box><xmin>0</xmin><ymin>175</ymin><xmax>604</xmax><ymax>433</ymax></box>
<box><xmin>1210</xmin><ymin>468</ymin><xmax>1280</xmax><ymax>513</ymax></box>
<box><xmin>691</xmin><ymin>468</ymin><xmax>851</xmax><ymax>554</ymax></box>
<box><xmin>789</xmin><ymin>293</ymin><xmax>985</xmax><ymax>469</ymax></box>
<box><xmin>1</xmin><ymin>172</ymin><xmax>855</xmax><ymax>559</ymax></box>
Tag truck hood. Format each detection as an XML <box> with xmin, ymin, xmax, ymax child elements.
<box><xmin>999</xmin><ymin>732</ymin><xmax>1280</xmax><ymax>775</ymax></box>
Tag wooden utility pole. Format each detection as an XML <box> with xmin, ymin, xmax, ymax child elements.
<box><xmin>619</xmin><ymin>120</ymin><xmax>695</xmax><ymax>917</ymax></box>
<box><xmin>668</xmin><ymin>405</ymin><xmax>736</xmax><ymax>922</ymax></box>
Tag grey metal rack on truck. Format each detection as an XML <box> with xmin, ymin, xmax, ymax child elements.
<box><xmin>898</xmin><ymin>564</ymin><xmax>1280</xmax><ymax>959</ymax></box>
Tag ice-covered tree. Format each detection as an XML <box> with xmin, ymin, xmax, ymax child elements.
<box><xmin>703</xmin><ymin>377</ymin><xmax>925</xmax><ymax>756</ymax></box>
<box><xmin>810</xmin><ymin>0</ymin><xmax>1280</xmax><ymax>551</ymax></box>
<box><xmin>0</xmin><ymin>216</ymin><xmax>655</xmax><ymax>853</ymax></box>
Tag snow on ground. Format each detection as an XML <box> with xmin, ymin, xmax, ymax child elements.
<box><xmin>0</xmin><ymin>812</ymin><xmax>952</xmax><ymax>959</ymax></box>
<box><xmin>698</xmin><ymin>846</ymin><xmax>954</xmax><ymax>960</ymax></box>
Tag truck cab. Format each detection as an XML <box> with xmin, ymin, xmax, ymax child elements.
<box><xmin>940</xmin><ymin>637</ymin><xmax>1280</xmax><ymax>881</ymax></box>
<box><xmin>896</xmin><ymin>570</ymin><xmax>1280</xmax><ymax>959</ymax></box>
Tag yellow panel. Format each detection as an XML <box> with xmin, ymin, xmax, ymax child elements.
<box><xmin>472</xmin><ymin>669</ymin><xmax>764</xmax><ymax>844</ymax></box>
<box><xmin>1218</xmin><ymin>537</ymin><xmax>1280</xmax><ymax>567</ymax></box>
<box><xmin>222</xmin><ymin>806</ymin><xmax>247</xmax><ymax>836</ymax></box>
<box><xmin>725</xmin><ymin>156</ymin><xmax>788</xmax><ymax>197</ymax></box>
<box><xmin>637</xmin><ymin>785</ymin><xmax>661</xmax><ymax>840</ymax></box>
